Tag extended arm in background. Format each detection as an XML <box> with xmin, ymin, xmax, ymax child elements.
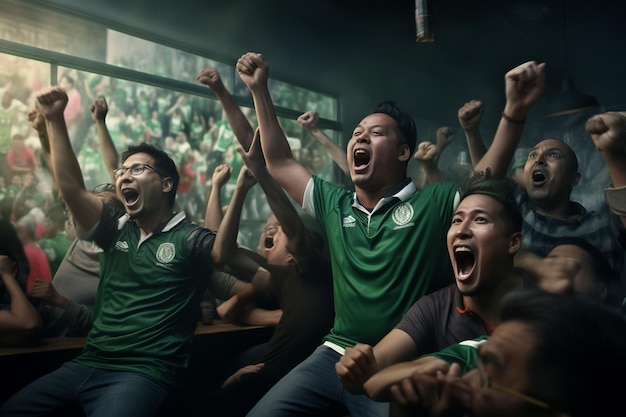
<box><xmin>204</xmin><ymin>163</ymin><xmax>232</xmax><ymax>232</ymax></box>
<box><xmin>586</xmin><ymin>111</ymin><xmax>626</xmax><ymax>229</ymax></box>
<box><xmin>474</xmin><ymin>61</ymin><xmax>545</xmax><ymax>178</ymax></box>
<box><xmin>90</xmin><ymin>96</ymin><xmax>119</xmax><ymax>181</ymax></box>
<box><xmin>458</xmin><ymin>100</ymin><xmax>487</xmax><ymax>166</ymax></box>
<box><xmin>236</xmin><ymin>52</ymin><xmax>313</xmax><ymax>205</ymax></box>
<box><xmin>36</xmin><ymin>87</ymin><xmax>103</xmax><ymax>234</ymax></box>
<box><xmin>297</xmin><ymin>110</ymin><xmax>349</xmax><ymax>177</ymax></box>
<box><xmin>197</xmin><ymin>66</ymin><xmax>255</xmax><ymax>150</ymax></box>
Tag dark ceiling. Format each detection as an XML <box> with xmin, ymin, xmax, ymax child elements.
<box><xmin>50</xmin><ymin>0</ymin><xmax>626</xmax><ymax>133</ymax></box>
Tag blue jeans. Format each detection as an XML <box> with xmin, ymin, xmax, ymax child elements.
<box><xmin>246</xmin><ymin>345</ymin><xmax>389</xmax><ymax>417</ymax></box>
<box><xmin>0</xmin><ymin>362</ymin><xmax>171</xmax><ymax>417</ymax></box>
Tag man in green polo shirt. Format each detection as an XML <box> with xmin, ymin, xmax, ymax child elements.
<box><xmin>0</xmin><ymin>86</ymin><xmax>220</xmax><ymax>417</ymax></box>
<box><xmin>237</xmin><ymin>51</ymin><xmax>545</xmax><ymax>417</ymax></box>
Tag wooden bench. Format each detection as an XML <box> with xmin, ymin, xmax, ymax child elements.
<box><xmin>0</xmin><ymin>321</ymin><xmax>274</xmax><ymax>404</ymax></box>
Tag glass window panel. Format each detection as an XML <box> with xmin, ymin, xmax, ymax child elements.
<box><xmin>0</xmin><ymin>0</ymin><xmax>107</xmax><ymax>60</ymax></box>
<box><xmin>0</xmin><ymin>0</ymin><xmax>342</xmax><ymax>247</ymax></box>
<box><xmin>0</xmin><ymin>52</ymin><xmax>51</xmax><ymax>214</ymax></box>
<box><xmin>0</xmin><ymin>52</ymin><xmax>50</xmax><ymax>108</ymax></box>
<box><xmin>105</xmin><ymin>30</ymin><xmax>234</xmax><ymax>88</ymax></box>
<box><xmin>268</xmin><ymin>79</ymin><xmax>337</xmax><ymax>120</ymax></box>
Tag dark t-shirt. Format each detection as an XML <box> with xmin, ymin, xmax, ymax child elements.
<box><xmin>242</xmin><ymin>248</ymin><xmax>335</xmax><ymax>370</ymax></box>
<box><xmin>395</xmin><ymin>284</ymin><xmax>491</xmax><ymax>356</ymax></box>
<box><xmin>192</xmin><ymin>247</ymin><xmax>334</xmax><ymax>417</ymax></box>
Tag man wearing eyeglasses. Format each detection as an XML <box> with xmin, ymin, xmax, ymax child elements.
<box><xmin>0</xmin><ymin>86</ymin><xmax>221</xmax><ymax>417</ymax></box>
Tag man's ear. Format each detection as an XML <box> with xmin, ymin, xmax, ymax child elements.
<box><xmin>572</xmin><ymin>171</ymin><xmax>582</xmax><ymax>187</ymax></box>
<box><xmin>399</xmin><ymin>144</ymin><xmax>411</xmax><ymax>162</ymax></box>
<box><xmin>508</xmin><ymin>232</ymin><xmax>523</xmax><ymax>254</ymax></box>
<box><xmin>162</xmin><ymin>177</ymin><xmax>173</xmax><ymax>193</ymax></box>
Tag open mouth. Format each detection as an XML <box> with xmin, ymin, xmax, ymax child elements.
<box><xmin>354</xmin><ymin>148</ymin><xmax>370</xmax><ymax>168</ymax></box>
<box><xmin>454</xmin><ymin>246</ymin><xmax>475</xmax><ymax>280</ymax></box>
<box><xmin>121</xmin><ymin>188</ymin><xmax>139</xmax><ymax>205</ymax></box>
<box><xmin>264</xmin><ymin>236</ymin><xmax>274</xmax><ymax>249</ymax></box>
<box><xmin>531</xmin><ymin>169</ymin><xmax>547</xmax><ymax>185</ymax></box>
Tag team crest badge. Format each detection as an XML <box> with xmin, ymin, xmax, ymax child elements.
<box><xmin>156</xmin><ymin>243</ymin><xmax>175</xmax><ymax>264</ymax></box>
<box><xmin>392</xmin><ymin>202</ymin><xmax>414</xmax><ymax>226</ymax></box>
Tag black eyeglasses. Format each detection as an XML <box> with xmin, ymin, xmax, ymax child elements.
<box><xmin>476</xmin><ymin>358</ymin><xmax>549</xmax><ymax>409</ymax></box>
<box><xmin>113</xmin><ymin>163</ymin><xmax>161</xmax><ymax>180</ymax></box>
<box><xmin>92</xmin><ymin>183</ymin><xmax>116</xmax><ymax>194</ymax></box>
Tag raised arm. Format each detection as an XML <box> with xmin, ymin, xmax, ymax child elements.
<box><xmin>237</xmin><ymin>129</ymin><xmax>313</xmax><ymax>265</ymax></box>
<box><xmin>297</xmin><ymin>110</ymin><xmax>349</xmax><ymax>177</ymax></box>
<box><xmin>586</xmin><ymin>111</ymin><xmax>626</xmax><ymax>228</ymax></box>
<box><xmin>204</xmin><ymin>163</ymin><xmax>232</xmax><ymax>231</ymax></box>
<box><xmin>197</xmin><ymin>67</ymin><xmax>255</xmax><ymax>150</ymax></box>
<box><xmin>413</xmin><ymin>141</ymin><xmax>444</xmax><ymax>184</ymax></box>
<box><xmin>474</xmin><ymin>61</ymin><xmax>546</xmax><ymax>178</ymax></box>
<box><xmin>90</xmin><ymin>96</ymin><xmax>119</xmax><ymax>181</ymax></box>
<box><xmin>27</xmin><ymin>109</ymin><xmax>52</xmax><ymax>178</ymax></box>
<box><xmin>413</xmin><ymin>126</ymin><xmax>455</xmax><ymax>185</ymax></box>
<box><xmin>210</xmin><ymin>163</ymin><xmax>257</xmax><ymax>268</ymax></box>
<box><xmin>236</xmin><ymin>52</ymin><xmax>312</xmax><ymax>205</ymax></box>
<box><xmin>35</xmin><ymin>86</ymin><xmax>103</xmax><ymax>234</ymax></box>
<box><xmin>458</xmin><ymin>99</ymin><xmax>487</xmax><ymax>166</ymax></box>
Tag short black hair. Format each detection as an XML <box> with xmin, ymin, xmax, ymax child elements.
<box><xmin>370</xmin><ymin>101</ymin><xmax>417</xmax><ymax>156</ymax></box>
<box><xmin>498</xmin><ymin>289</ymin><xmax>626</xmax><ymax>416</ymax></box>
<box><xmin>121</xmin><ymin>143</ymin><xmax>179</xmax><ymax>207</ymax></box>
<box><xmin>460</xmin><ymin>169</ymin><xmax>522</xmax><ymax>232</ymax></box>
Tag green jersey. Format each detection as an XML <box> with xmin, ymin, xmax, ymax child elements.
<box><xmin>74</xmin><ymin>210</ymin><xmax>215</xmax><ymax>387</ymax></box>
<box><xmin>425</xmin><ymin>336</ymin><xmax>488</xmax><ymax>372</ymax></box>
<box><xmin>306</xmin><ymin>176</ymin><xmax>458</xmax><ymax>349</ymax></box>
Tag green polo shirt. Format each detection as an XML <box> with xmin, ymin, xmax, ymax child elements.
<box><xmin>306</xmin><ymin>176</ymin><xmax>458</xmax><ymax>349</ymax></box>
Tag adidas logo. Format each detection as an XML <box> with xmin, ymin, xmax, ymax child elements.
<box><xmin>342</xmin><ymin>215</ymin><xmax>356</xmax><ymax>228</ymax></box>
<box><xmin>115</xmin><ymin>240</ymin><xmax>129</xmax><ymax>252</ymax></box>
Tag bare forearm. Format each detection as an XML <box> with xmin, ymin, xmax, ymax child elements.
<box><xmin>1</xmin><ymin>273</ymin><xmax>42</xmax><ymax>330</ymax></box>
<box><xmin>47</xmin><ymin>116</ymin><xmax>86</xmax><ymax>200</ymax></box>
<box><xmin>95</xmin><ymin>119</ymin><xmax>119</xmax><ymax>180</ymax></box>
<box><xmin>249</xmin><ymin>85</ymin><xmax>294</xmax><ymax>166</ymax></box>
<box><xmin>601</xmin><ymin>150</ymin><xmax>626</xmax><ymax>189</ymax></box>
<box><xmin>204</xmin><ymin>186</ymin><xmax>224</xmax><ymax>231</ymax></box>
<box><xmin>364</xmin><ymin>357</ymin><xmax>449</xmax><ymax>401</ymax></box>
<box><xmin>212</xmin><ymin>185</ymin><xmax>248</xmax><ymax>264</ymax></box>
<box><xmin>422</xmin><ymin>163</ymin><xmax>445</xmax><ymax>185</ymax></box>
<box><xmin>242</xmin><ymin>308</ymin><xmax>282</xmax><ymax>326</ymax></box>
<box><xmin>474</xmin><ymin>115</ymin><xmax>526</xmax><ymax>178</ymax></box>
<box><xmin>464</xmin><ymin>130</ymin><xmax>487</xmax><ymax>167</ymax></box>
<box><xmin>308</xmin><ymin>129</ymin><xmax>349</xmax><ymax>176</ymax></box>
<box><xmin>249</xmin><ymin>84</ymin><xmax>311</xmax><ymax>204</ymax></box>
<box><xmin>215</xmin><ymin>90</ymin><xmax>255</xmax><ymax>150</ymax></box>
<box><xmin>46</xmin><ymin>115</ymin><xmax>101</xmax><ymax>232</ymax></box>
<box><xmin>254</xmin><ymin>169</ymin><xmax>307</xmax><ymax>257</ymax></box>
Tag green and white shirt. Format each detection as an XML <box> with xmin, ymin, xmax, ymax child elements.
<box><xmin>425</xmin><ymin>336</ymin><xmax>488</xmax><ymax>372</ymax></box>
<box><xmin>304</xmin><ymin>176</ymin><xmax>459</xmax><ymax>350</ymax></box>
<box><xmin>74</xmin><ymin>208</ymin><xmax>215</xmax><ymax>388</ymax></box>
